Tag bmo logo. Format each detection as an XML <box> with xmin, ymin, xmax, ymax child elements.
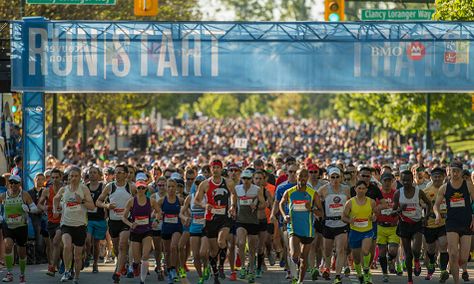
<box><xmin>370</xmin><ymin>42</ymin><xmax>425</xmax><ymax>60</ymax></box>
<box><xmin>371</xmin><ymin>45</ymin><xmax>403</xmax><ymax>57</ymax></box>
<box><xmin>406</xmin><ymin>42</ymin><xmax>426</xmax><ymax>61</ymax></box>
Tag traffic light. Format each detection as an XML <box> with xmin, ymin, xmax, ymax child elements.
<box><xmin>325</xmin><ymin>0</ymin><xmax>345</xmax><ymax>22</ymax></box>
<box><xmin>134</xmin><ymin>0</ymin><xmax>158</xmax><ymax>16</ymax></box>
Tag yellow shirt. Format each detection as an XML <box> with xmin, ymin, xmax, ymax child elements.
<box><xmin>349</xmin><ymin>197</ymin><xmax>373</xmax><ymax>232</ymax></box>
<box><xmin>423</xmin><ymin>184</ymin><xmax>446</xmax><ymax>228</ymax></box>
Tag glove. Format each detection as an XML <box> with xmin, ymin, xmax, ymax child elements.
<box><xmin>22</xmin><ymin>204</ymin><xmax>30</xmax><ymax>213</ymax></box>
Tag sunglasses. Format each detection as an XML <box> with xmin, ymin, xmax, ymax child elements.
<box><xmin>138</xmin><ymin>186</ymin><xmax>148</xmax><ymax>190</ymax></box>
<box><xmin>9</xmin><ymin>181</ymin><xmax>20</xmax><ymax>185</ymax></box>
<box><xmin>242</xmin><ymin>177</ymin><xmax>252</xmax><ymax>180</ymax></box>
<box><xmin>330</xmin><ymin>175</ymin><xmax>340</xmax><ymax>179</ymax></box>
<box><xmin>344</xmin><ymin>178</ymin><xmax>351</xmax><ymax>182</ymax></box>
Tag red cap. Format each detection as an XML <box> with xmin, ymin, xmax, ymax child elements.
<box><xmin>228</xmin><ymin>163</ymin><xmax>240</xmax><ymax>170</ymax></box>
<box><xmin>304</xmin><ymin>157</ymin><xmax>313</xmax><ymax>166</ymax></box>
<box><xmin>210</xmin><ymin>160</ymin><xmax>223</xmax><ymax>168</ymax></box>
<box><xmin>307</xmin><ymin>164</ymin><xmax>319</xmax><ymax>171</ymax></box>
<box><xmin>136</xmin><ymin>181</ymin><xmax>148</xmax><ymax>188</ymax></box>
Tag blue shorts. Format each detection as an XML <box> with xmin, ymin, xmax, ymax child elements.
<box><xmin>87</xmin><ymin>220</ymin><xmax>107</xmax><ymax>240</ymax></box>
<box><xmin>349</xmin><ymin>229</ymin><xmax>374</xmax><ymax>249</ymax></box>
<box><xmin>372</xmin><ymin>222</ymin><xmax>378</xmax><ymax>240</ymax></box>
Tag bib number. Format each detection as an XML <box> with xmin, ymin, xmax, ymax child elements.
<box><xmin>403</xmin><ymin>207</ymin><xmax>416</xmax><ymax>218</ymax></box>
<box><xmin>193</xmin><ymin>216</ymin><xmax>206</xmax><ymax>225</ymax></box>
<box><xmin>450</xmin><ymin>198</ymin><xmax>465</xmax><ymax>208</ymax></box>
<box><xmin>329</xmin><ymin>204</ymin><xmax>343</xmax><ymax>215</ymax></box>
<box><xmin>239</xmin><ymin>197</ymin><xmax>253</xmax><ymax>206</ymax></box>
<box><xmin>381</xmin><ymin>209</ymin><xmax>392</xmax><ymax>216</ymax></box>
<box><xmin>66</xmin><ymin>202</ymin><xmax>81</xmax><ymax>212</ymax></box>
<box><xmin>211</xmin><ymin>206</ymin><xmax>226</xmax><ymax>215</ymax></box>
<box><xmin>88</xmin><ymin>207</ymin><xmax>97</xmax><ymax>213</ymax></box>
<box><xmin>6</xmin><ymin>214</ymin><xmax>23</xmax><ymax>225</ymax></box>
<box><xmin>135</xmin><ymin>216</ymin><xmax>149</xmax><ymax>226</ymax></box>
<box><xmin>440</xmin><ymin>203</ymin><xmax>447</xmax><ymax>210</ymax></box>
<box><xmin>293</xmin><ymin>200</ymin><xmax>308</xmax><ymax>212</ymax></box>
<box><xmin>164</xmin><ymin>214</ymin><xmax>178</xmax><ymax>224</ymax></box>
<box><xmin>114</xmin><ymin>208</ymin><xmax>125</xmax><ymax>217</ymax></box>
<box><xmin>353</xmin><ymin>218</ymin><xmax>369</xmax><ymax>228</ymax></box>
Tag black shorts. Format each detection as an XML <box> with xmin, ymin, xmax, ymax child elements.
<box><xmin>152</xmin><ymin>230</ymin><xmax>161</xmax><ymax>237</ymax></box>
<box><xmin>290</xmin><ymin>233</ymin><xmax>314</xmax><ymax>245</ymax></box>
<box><xmin>322</xmin><ymin>225</ymin><xmax>348</xmax><ymax>240</ymax></box>
<box><xmin>236</xmin><ymin>223</ymin><xmax>260</xmax><ymax>235</ymax></box>
<box><xmin>204</xmin><ymin>217</ymin><xmax>231</xmax><ymax>239</ymax></box>
<box><xmin>3</xmin><ymin>224</ymin><xmax>28</xmax><ymax>247</ymax></box>
<box><xmin>130</xmin><ymin>231</ymin><xmax>153</xmax><ymax>242</ymax></box>
<box><xmin>161</xmin><ymin>231</ymin><xmax>182</xmax><ymax>241</ymax></box>
<box><xmin>446</xmin><ymin>227</ymin><xmax>472</xmax><ymax>237</ymax></box>
<box><xmin>397</xmin><ymin>221</ymin><xmax>422</xmax><ymax>239</ymax></box>
<box><xmin>267</xmin><ymin>223</ymin><xmax>275</xmax><ymax>235</ymax></box>
<box><xmin>108</xmin><ymin>220</ymin><xmax>130</xmax><ymax>239</ymax></box>
<box><xmin>190</xmin><ymin>232</ymin><xmax>204</xmax><ymax>237</ymax></box>
<box><xmin>258</xmin><ymin>219</ymin><xmax>268</xmax><ymax>232</ymax></box>
<box><xmin>314</xmin><ymin>218</ymin><xmax>324</xmax><ymax>234</ymax></box>
<box><xmin>61</xmin><ymin>225</ymin><xmax>87</xmax><ymax>247</ymax></box>
<box><xmin>424</xmin><ymin>226</ymin><xmax>446</xmax><ymax>244</ymax></box>
<box><xmin>47</xmin><ymin>222</ymin><xmax>61</xmax><ymax>239</ymax></box>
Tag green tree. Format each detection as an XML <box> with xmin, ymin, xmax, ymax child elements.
<box><xmin>433</xmin><ymin>0</ymin><xmax>474</xmax><ymax>21</ymax></box>
<box><xmin>239</xmin><ymin>94</ymin><xmax>271</xmax><ymax>117</ymax></box>
<box><xmin>194</xmin><ymin>93</ymin><xmax>239</xmax><ymax>118</ymax></box>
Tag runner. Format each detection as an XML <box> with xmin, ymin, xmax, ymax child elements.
<box><xmin>194</xmin><ymin>159</ymin><xmax>237</xmax><ymax>284</ymax></box>
<box><xmin>235</xmin><ymin>169</ymin><xmax>265</xmax><ymax>283</ymax></box>
<box><xmin>319</xmin><ymin>167</ymin><xmax>350</xmax><ymax>281</ymax></box>
<box><xmin>256</xmin><ymin>169</ymin><xmax>272</xmax><ymax>278</ymax></box>
<box><xmin>180</xmin><ymin>176</ymin><xmax>209</xmax><ymax>284</ymax></box>
<box><xmin>225</xmin><ymin>163</ymin><xmax>240</xmax><ymax>281</ymax></box>
<box><xmin>38</xmin><ymin>168</ymin><xmax>63</xmax><ymax>277</ymax></box>
<box><xmin>376</xmin><ymin>172</ymin><xmax>400</xmax><ymax>282</ymax></box>
<box><xmin>392</xmin><ymin>169</ymin><xmax>431</xmax><ymax>284</ymax></box>
<box><xmin>122</xmin><ymin>179</ymin><xmax>159</xmax><ymax>284</ymax></box>
<box><xmin>279</xmin><ymin>168</ymin><xmax>323</xmax><ymax>284</ymax></box>
<box><xmin>422</xmin><ymin>167</ymin><xmax>449</xmax><ymax>281</ymax></box>
<box><xmin>155</xmin><ymin>178</ymin><xmax>184</xmax><ymax>284</ymax></box>
<box><xmin>434</xmin><ymin>161</ymin><xmax>474</xmax><ymax>284</ymax></box>
<box><xmin>342</xmin><ymin>180</ymin><xmax>376</xmax><ymax>284</ymax></box>
<box><xmin>96</xmin><ymin>164</ymin><xmax>137</xmax><ymax>284</ymax></box>
<box><xmin>0</xmin><ymin>175</ymin><xmax>38</xmax><ymax>284</ymax></box>
<box><xmin>150</xmin><ymin>176</ymin><xmax>167</xmax><ymax>280</ymax></box>
<box><xmin>85</xmin><ymin>166</ymin><xmax>106</xmax><ymax>273</ymax></box>
<box><xmin>53</xmin><ymin>166</ymin><xmax>96</xmax><ymax>284</ymax></box>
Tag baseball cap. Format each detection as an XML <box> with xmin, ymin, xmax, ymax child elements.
<box><xmin>381</xmin><ymin>173</ymin><xmax>394</xmax><ymax>180</ymax></box>
<box><xmin>135</xmin><ymin>172</ymin><xmax>147</xmax><ymax>181</ymax></box>
<box><xmin>399</xmin><ymin>164</ymin><xmax>410</xmax><ymax>173</ymax></box>
<box><xmin>228</xmin><ymin>163</ymin><xmax>241</xmax><ymax>170</ymax></box>
<box><xmin>195</xmin><ymin>175</ymin><xmax>206</xmax><ymax>183</ymax></box>
<box><xmin>136</xmin><ymin>181</ymin><xmax>148</xmax><ymax>188</ymax></box>
<box><xmin>240</xmin><ymin>169</ymin><xmax>253</xmax><ymax>179</ymax></box>
<box><xmin>170</xmin><ymin>172</ymin><xmax>182</xmax><ymax>180</ymax></box>
<box><xmin>431</xmin><ymin>167</ymin><xmax>446</xmax><ymax>175</ymax></box>
<box><xmin>450</xmin><ymin>161</ymin><xmax>463</xmax><ymax>169</ymax></box>
<box><xmin>328</xmin><ymin>167</ymin><xmax>341</xmax><ymax>177</ymax></box>
<box><xmin>307</xmin><ymin>164</ymin><xmax>319</xmax><ymax>172</ymax></box>
<box><xmin>285</xmin><ymin>156</ymin><xmax>296</xmax><ymax>164</ymax></box>
<box><xmin>9</xmin><ymin>175</ymin><xmax>21</xmax><ymax>183</ymax></box>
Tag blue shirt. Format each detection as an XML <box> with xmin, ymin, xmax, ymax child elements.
<box><xmin>287</xmin><ymin>186</ymin><xmax>316</xmax><ymax>238</ymax></box>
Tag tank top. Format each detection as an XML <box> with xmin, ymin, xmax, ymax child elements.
<box><xmin>324</xmin><ymin>185</ymin><xmax>348</xmax><ymax>228</ymax></box>
<box><xmin>47</xmin><ymin>185</ymin><xmax>61</xmax><ymax>224</ymax></box>
<box><xmin>161</xmin><ymin>196</ymin><xmax>182</xmax><ymax>233</ymax></box>
<box><xmin>205</xmin><ymin>178</ymin><xmax>230</xmax><ymax>221</ymax></box>
<box><xmin>60</xmin><ymin>184</ymin><xmax>87</xmax><ymax>227</ymax></box>
<box><xmin>287</xmin><ymin>186</ymin><xmax>316</xmax><ymax>238</ymax></box>
<box><xmin>399</xmin><ymin>186</ymin><xmax>422</xmax><ymax>223</ymax></box>
<box><xmin>109</xmin><ymin>182</ymin><xmax>132</xmax><ymax>221</ymax></box>
<box><xmin>3</xmin><ymin>191</ymin><xmax>27</xmax><ymax>229</ymax></box>
<box><xmin>130</xmin><ymin>196</ymin><xmax>152</xmax><ymax>234</ymax></box>
<box><xmin>151</xmin><ymin>192</ymin><xmax>163</xmax><ymax>232</ymax></box>
<box><xmin>235</xmin><ymin>184</ymin><xmax>259</xmax><ymax>224</ymax></box>
<box><xmin>87</xmin><ymin>183</ymin><xmax>105</xmax><ymax>221</ymax></box>
<box><xmin>189</xmin><ymin>192</ymin><xmax>206</xmax><ymax>234</ymax></box>
<box><xmin>445</xmin><ymin>180</ymin><xmax>472</xmax><ymax>230</ymax></box>
<box><xmin>424</xmin><ymin>185</ymin><xmax>447</xmax><ymax>228</ymax></box>
<box><xmin>376</xmin><ymin>189</ymin><xmax>398</xmax><ymax>226</ymax></box>
<box><xmin>349</xmin><ymin>197</ymin><xmax>373</xmax><ymax>232</ymax></box>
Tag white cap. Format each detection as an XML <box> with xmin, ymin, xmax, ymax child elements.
<box><xmin>240</xmin><ymin>169</ymin><xmax>253</xmax><ymax>179</ymax></box>
<box><xmin>328</xmin><ymin>167</ymin><xmax>341</xmax><ymax>177</ymax></box>
<box><xmin>9</xmin><ymin>175</ymin><xmax>21</xmax><ymax>183</ymax></box>
<box><xmin>135</xmin><ymin>172</ymin><xmax>147</xmax><ymax>181</ymax></box>
<box><xmin>170</xmin><ymin>172</ymin><xmax>182</xmax><ymax>180</ymax></box>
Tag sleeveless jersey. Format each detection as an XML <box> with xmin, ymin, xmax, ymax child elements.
<box><xmin>205</xmin><ymin>178</ymin><xmax>231</xmax><ymax>221</ymax></box>
<box><xmin>399</xmin><ymin>187</ymin><xmax>422</xmax><ymax>223</ymax></box>
<box><xmin>189</xmin><ymin>192</ymin><xmax>206</xmax><ymax>234</ymax></box>
<box><xmin>287</xmin><ymin>186</ymin><xmax>315</xmax><ymax>238</ymax></box>
<box><xmin>130</xmin><ymin>197</ymin><xmax>152</xmax><ymax>234</ymax></box>
<box><xmin>349</xmin><ymin>197</ymin><xmax>373</xmax><ymax>232</ymax></box>
<box><xmin>161</xmin><ymin>196</ymin><xmax>182</xmax><ymax>234</ymax></box>
<box><xmin>324</xmin><ymin>185</ymin><xmax>348</xmax><ymax>228</ymax></box>
<box><xmin>60</xmin><ymin>184</ymin><xmax>88</xmax><ymax>227</ymax></box>
<box><xmin>445</xmin><ymin>180</ymin><xmax>472</xmax><ymax>230</ymax></box>
<box><xmin>87</xmin><ymin>182</ymin><xmax>105</xmax><ymax>221</ymax></box>
<box><xmin>109</xmin><ymin>182</ymin><xmax>132</xmax><ymax>221</ymax></box>
<box><xmin>47</xmin><ymin>186</ymin><xmax>61</xmax><ymax>224</ymax></box>
<box><xmin>3</xmin><ymin>191</ymin><xmax>27</xmax><ymax>229</ymax></box>
<box><xmin>376</xmin><ymin>189</ymin><xmax>398</xmax><ymax>226</ymax></box>
<box><xmin>235</xmin><ymin>184</ymin><xmax>259</xmax><ymax>224</ymax></box>
<box><xmin>423</xmin><ymin>184</ymin><xmax>447</xmax><ymax>228</ymax></box>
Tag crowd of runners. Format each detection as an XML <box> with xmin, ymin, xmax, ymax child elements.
<box><xmin>1</xmin><ymin>151</ymin><xmax>474</xmax><ymax>284</ymax></box>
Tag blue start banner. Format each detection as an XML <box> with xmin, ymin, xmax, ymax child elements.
<box><xmin>11</xmin><ymin>19</ymin><xmax>474</xmax><ymax>92</ymax></box>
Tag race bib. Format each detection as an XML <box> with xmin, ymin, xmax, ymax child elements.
<box><xmin>293</xmin><ymin>200</ymin><xmax>308</xmax><ymax>212</ymax></box>
<box><xmin>193</xmin><ymin>216</ymin><xmax>206</xmax><ymax>225</ymax></box>
<box><xmin>239</xmin><ymin>197</ymin><xmax>253</xmax><ymax>206</ymax></box>
<box><xmin>114</xmin><ymin>208</ymin><xmax>125</xmax><ymax>217</ymax></box>
<box><xmin>403</xmin><ymin>206</ymin><xmax>416</xmax><ymax>217</ymax></box>
<box><xmin>353</xmin><ymin>218</ymin><xmax>369</xmax><ymax>228</ymax></box>
<box><xmin>6</xmin><ymin>214</ymin><xmax>23</xmax><ymax>225</ymax></box>
<box><xmin>329</xmin><ymin>204</ymin><xmax>343</xmax><ymax>215</ymax></box>
<box><xmin>164</xmin><ymin>214</ymin><xmax>178</xmax><ymax>224</ymax></box>
<box><xmin>135</xmin><ymin>216</ymin><xmax>149</xmax><ymax>226</ymax></box>
<box><xmin>450</xmin><ymin>198</ymin><xmax>465</xmax><ymax>208</ymax></box>
<box><xmin>381</xmin><ymin>209</ymin><xmax>392</xmax><ymax>216</ymax></box>
<box><xmin>66</xmin><ymin>202</ymin><xmax>82</xmax><ymax>212</ymax></box>
<box><xmin>211</xmin><ymin>206</ymin><xmax>226</xmax><ymax>215</ymax></box>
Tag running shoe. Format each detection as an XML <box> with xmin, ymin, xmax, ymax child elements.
<box><xmin>414</xmin><ymin>260</ymin><xmax>421</xmax><ymax>276</ymax></box>
<box><xmin>46</xmin><ymin>265</ymin><xmax>56</xmax><ymax>277</ymax></box>
<box><xmin>19</xmin><ymin>275</ymin><xmax>25</xmax><ymax>284</ymax></box>
<box><xmin>235</xmin><ymin>254</ymin><xmax>241</xmax><ymax>268</ymax></box>
<box><xmin>279</xmin><ymin>258</ymin><xmax>286</xmax><ymax>268</ymax></box>
<box><xmin>357</xmin><ymin>275</ymin><xmax>364</xmax><ymax>284</ymax></box>
<box><xmin>322</xmin><ymin>268</ymin><xmax>331</xmax><ymax>280</ymax></box>
<box><xmin>178</xmin><ymin>267</ymin><xmax>186</xmax><ymax>278</ymax></box>
<box><xmin>439</xmin><ymin>270</ymin><xmax>449</xmax><ymax>283</ymax></box>
<box><xmin>239</xmin><ymin>268</ymin><xmax>246</xmax><ymax>279</ymax></box>
<box><xmin>285</xmin><ymin>270</ymin><xmax>292</xmax><ymax>280</ymax></box>
<box><xmin>344</xmin><ymin>266</ymin><xmax>351</xmax><ymax>277</ymax></box>
<box><xmin>247</xmin><ymin>273</ymin><xmax>255</xmax><ymax>283</ymax></box>
<box><xmin>167</xmin><ymin>272</ymin><xmax>173</xmax><ymax>284</ymax></box>
<box><xmin>291</xmin><ymin>278</ymin><xmax>298</xmax><ymax>284</ymax></box>
<box><xmin>84</xmin><ymin>257</ymin><xmax>90</xmax><ymax>268</ymax></box>
<box><xmin>60</xmin><ymin>272</ymin><xmax>70</xmax><ymax>282</ymax></box>
<box><xmin>229</xmin><ymin>271</ymin><xmax>237</xmax><ymax>281</ymax></box>
<box><xmin>255</xmin><ymin>268</ymin><xmax>262</xmax><ymax>278</ymax></box>
<box><xmin>58</xmin><ymin>260</ymin><xmax>65</xmax><ymax>275</ymax></box>
<box><xmin>462</xmin><ymin>271</ymin><xmax>470</xmax><ymax>282</ymax></box>
<box><xmin>203</xmin><ymin>266</ymin><xmax>210</xmax><ymax>280</ymax></box>
<box><xmin>218</xmin><ymin>266</ymin><xmax>225</xmax><ymax>280</ymax></box>
<box><xmin>67</xmin><ymin>269</ymin><xmax>74</xmax><ymax>280</ymax></box>
<box><xmin>112</xmin><ymin>272</ymin><xmax>120</xmax><ymax>284</ymax></box>
<box><xmin>213</xmin><ymin>275</ymin><xmax>221</xmax><ymax>284</ymax></box>
<box><xmin>382</xmin><ymin>274</ymin><xmax>389</xmax><ymax>283</ymax></box>
<box><xmin>396</xmin><ymin>262</ymin><xmax>403</xmax><ymax>276</ymax></box>
<box><xmin>127</xmin><ymin>270</ymin><xmax>134</xmax><ymax>278</ymax></box>
<box><xmin>333</xmin><ymin>275</ymin><xmax>342</xmax><ymax>284</ymax></box>
<box><xmin>1</xmin><ymin>272</ymin><xmax>12</xmax><ymax>283</ymax></box>
<box><xmin>197</xmin><ymin>277</ymin><xmax>204</xmax><ymax>284</ymax></box>
<box><xmin>425</xmin><ymin>263</ymin><xmax>435</xmax><ymax>280</ymax></box>
<box><xmin>72</xmin><ymin>279</ymin><xmax>79</xmax><ymax>284</ymax></box>
<box><xmin>269</xmin><ymin>251</ymin><xmax>276</xmax><ymax>266</ymax></box>
<box><xmin>170</xmin><ymin>268</ymin><xmax>178</xmax><ymax>282</ymax></box>
<box><xmin>363</xmin><ymin>272</ymin><xmax>372</xmax><ymax>284</ymax></box>
<box><xmin>133</xmin><ymin>263</ymin><xmax>140</xmax><ymax>277</ymax></box>
<box><xmin>388</xmin><ymin>261</ymin><xmax>396</xmax><ymax>274</ymax></box>
<box><xmin>92</xmin><ymin>264</ymin><xmax>99</xmax><ymax>274</ymax></box>
<box><xmin>311</xmin><ymin>267</ymin><xmax>320</xmax><ymax>280</ymax></box>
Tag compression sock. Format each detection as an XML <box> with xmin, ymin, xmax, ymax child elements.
<box><xmin>209</xmin><ymin>256</ymin><xmax>218</xmax><ymax>276</ymax></box>
<box><xmin>218</xmin><ymin>247</ymin><xmax>227</xmax><ymax>267</ymax></box>
<box><xmin>363</xmin><ymin>253</ymin><xmax>371</xmax><ymax>272</ymax></box>
<box><xmin>440</xmin><ymin>252</ymin><xmax>449</xmax><ymax>271</ymax></box>
<box><xmin>140</xmin><ymin>261</ymin><xmax>148</xmax><ymax>282</ymax></box>
<box><xmin>257</xmin><ymin>253</ymin><xmax>264</xmax><ymax>270</ymax></box>
<box><xmin>19</xmin><ymin>257</ymin><xmax>26</xmax><ymax>275</ymax></box>
<box><xmin>379</xmin><ymin>255</ymin><xmax>388</xmax><ymax>274</ymax></box>
<box><xmin>5</xmin><ymin>252</ymin><xmax>13</xmax><ymax>271</ymax></box>
<box><xmin>354</xmin><ymin>263</ymin><xmax>362</xmax><ymax>276</ymax></box>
